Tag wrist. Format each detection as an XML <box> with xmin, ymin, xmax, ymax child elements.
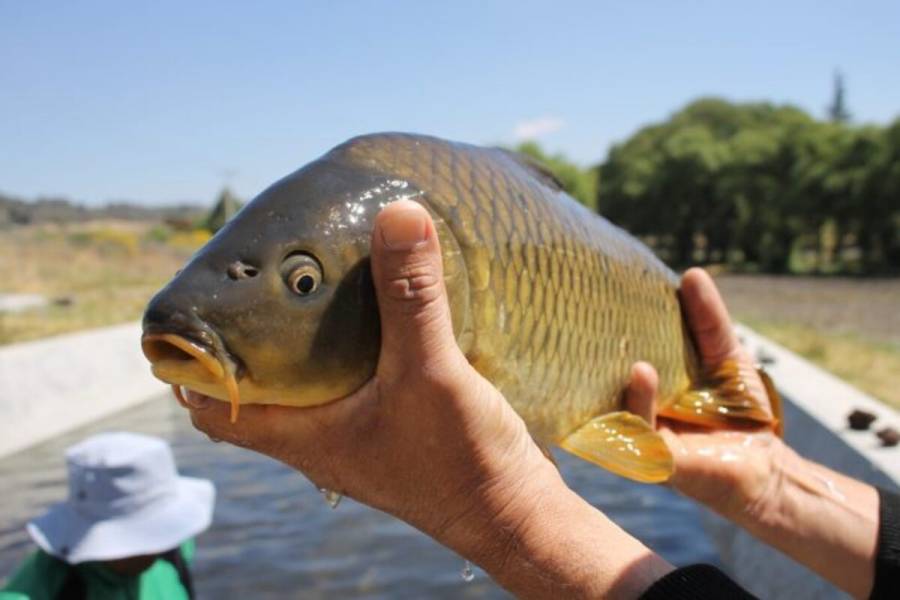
<box><xmin>731</xmin><ymin>446</ymin><xmax>878</xmax><ymax>598</ymax></box>
<box><xmin>723</xmin><ymin>435</ymin><xmax>795</xmax><ymax>525</ymax></box>
<box><xmin>434</xmin><ymin>459</ymin><xmax>672</xmax><ymax>599</ymax></box>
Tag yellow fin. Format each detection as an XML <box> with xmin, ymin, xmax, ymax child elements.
<box><xmin>559</xmin><ymin>412</ymin><xmax>674</xmax><ymax>483</ymax></box>
<box><xmin>659</xmin><ymin>359</ymin><xmax>781</xmax><ymax>434</ymax></box>
<box><xmin>758</xmin><ymin>367</ymin><xmax>784</xmax><ymax>437</ymax></box>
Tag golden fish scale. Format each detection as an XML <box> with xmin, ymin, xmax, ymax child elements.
<box><xmin>344</xmin><ymin>135</ymin><xmax>694</xmax><ymax>443</ymax></box>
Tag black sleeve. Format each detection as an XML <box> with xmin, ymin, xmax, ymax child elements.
<box><xmin>640</xmin><ymin>564</ymin><xmax>757</xmax><ymax>600</ymax></box>
<box><xmin>640</xmin><ymin>487</ymin><xmax>900</xmax><ymax>599</ymax></box>
<box><xmin>870</xmin><ymin>487</ymin><xmax>900</xmax><ymax>600</ymax></box>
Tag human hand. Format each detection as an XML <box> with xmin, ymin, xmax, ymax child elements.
<box><xmin>624</xmin><ymin>268</ymin><xmax>785</xmax><ymax>521</ymax></box>
<box><xmin>184</xmin><ymin>200</ymin><xmax>671</xmax><ymax>599</ymax></box>
<box><xmin>624</xmin><ymin>268</ymin><xmax>879</xmax><ymax>598</ymax></box>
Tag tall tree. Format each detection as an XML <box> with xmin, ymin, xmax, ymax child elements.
<box><xmin>827</xmin><ymin>70</ymin><xmax>852</xmax><ymax>124</ymax></box>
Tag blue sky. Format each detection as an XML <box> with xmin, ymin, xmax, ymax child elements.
<box><xmin>2</xmin><ymin>1</ymin><xmax>898</xmax><ymax>205</ymax></box>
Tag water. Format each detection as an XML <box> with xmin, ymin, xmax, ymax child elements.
<box><xmin>460</xmin><ymin>560</ymin><xmax>475</xmax><ymax>583</ymax></box>
<box><xmin>0</xmin><ymin>397</ymin><xmax>720</xmax><ymax>598</ymax></box>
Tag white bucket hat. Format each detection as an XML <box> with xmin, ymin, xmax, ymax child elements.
<box><xmin>27</xmin><ymin>432</ymin><xmax>215</xmax><ymax>564</ymax></box>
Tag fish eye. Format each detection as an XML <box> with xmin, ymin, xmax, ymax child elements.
<box><xmin>282</xmin><ymin>253</ymin><xmax>322</xmax><ymax>297</ymax></box>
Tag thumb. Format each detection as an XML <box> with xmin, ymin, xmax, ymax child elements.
<box><xmin>624</xmin><ymin>361</ymin><xmax>659</xmax><ymax>428</ymax></box>
<box><xmin>679</xmin><ymin>267</ymin><xmax>740</xmax><ymax>367</ymax></box>
<box><xmin>370</xmin><ymin>200</ymin><xmax>461</xmax><ymax>379</ymax></box>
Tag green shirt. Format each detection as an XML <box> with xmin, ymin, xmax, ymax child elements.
<box><xmin>0</xmin><ymin>540</ymin><xmax>194</xmax><ymax>600</ymax></box>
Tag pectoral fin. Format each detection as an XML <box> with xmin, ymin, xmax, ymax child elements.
<box><xmin>559</xmin><ymin>412</ymin><xmax>674</xmax><ymax>483</ymax></box>
<box><xmin>658</xmin><ymin>360</ymin><xmax>783</xmax><ymax>435</ymax></box>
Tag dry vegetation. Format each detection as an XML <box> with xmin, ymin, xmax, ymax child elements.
<box><xmin>0</xmin><ymin>221</ymin><xmax>209</xmax><ymax>344</ymax></box>
<box><xmin>716</xmin><ymin>274</ymin><xmax>900</xmax><ymax>409</ymax></box>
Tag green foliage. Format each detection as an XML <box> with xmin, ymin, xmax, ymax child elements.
<box><xmin>144</xmin><ymin>224</ymin><xmax>172</xmax><ymax>243</ymax></box>
<box><xmin>514</xmin><ymin>142</ymin><xmax>598</xmax><ymax>210</ymax></box>
<box><xmin>598</xmin><ymin>97</ymin><xmax>900</xmax><ymax>273</ymax></box>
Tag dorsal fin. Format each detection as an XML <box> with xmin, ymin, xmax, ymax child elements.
<box><xmin>494</xmin><ymin>148</ymin><xmax>565</xmax><ymax>192</ymax></box>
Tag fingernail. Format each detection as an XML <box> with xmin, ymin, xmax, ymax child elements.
<box><xmin>184</xmin><ymin>391</ymin><xmax>210</xmax><ymax>410</ymax></box>
<box><xmin>380</xmin><ymin>207</ymin><xmax>428</xmax><ymax>250</ymax></box>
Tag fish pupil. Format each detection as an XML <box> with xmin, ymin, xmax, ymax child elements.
<box><xmin>296</xmin><ymin>274</ymin><xmax>316</xmax><ymax>294</ymax></box>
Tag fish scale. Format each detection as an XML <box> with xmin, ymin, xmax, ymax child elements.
<box><xmin>341</xmin><ymin>134</ymin><xmax>692</xmax><ymax>443</ymax></box>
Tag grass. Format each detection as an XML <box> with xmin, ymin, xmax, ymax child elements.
<box><xmin>714</xmin><ymin>273</ymin><xmax>900</xmax><ymax>410</ymax></box>
<box><xmin>0</xmin><ymin>221</ymin><xmax>209</xmax><ymax>344</ymax></box>
<box><xmin>737</xmin><ymin>317</ymin><xmax>900</xmax><ymax>410</ymax></box>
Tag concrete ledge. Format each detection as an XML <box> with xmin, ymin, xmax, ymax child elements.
<box><xmin>0</xmin><ymin>322</ymin><xmax>167</xmax><ymax>458</ymax></box>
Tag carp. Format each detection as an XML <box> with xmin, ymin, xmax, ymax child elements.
<box><xmin>142</xmin><ymin>133</ymin><xmax>780</xmax><ymax>483</ymax></box>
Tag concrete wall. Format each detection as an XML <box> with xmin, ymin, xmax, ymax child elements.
<box><xmin>701</xmin><ymin>325</ymin><xmax>900</xmax><ymax>600</ymax></box>
<box><xmin>0</xmin><ymin>322</ymin><xmax>167</xmax><ymax>458</ymax></box>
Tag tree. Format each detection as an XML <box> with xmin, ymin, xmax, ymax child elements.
<box><xmin>598</xmin><ymin>98</ymin><xmax>821</xmax><ymax>271</ymax></box>
<box><xmin>514</xmin><ymin>142</ymin><xmax>598</xmax><ymax>210</ymax></box>
<box><xmin>827</xmin><ymin>70</ymin><xmax>852</xmax><ymax>124</ymax></box>
<box><xmin>204</xmin><ymin>187</ymin><xmax>242</xmax><ymax>233</ymax></box>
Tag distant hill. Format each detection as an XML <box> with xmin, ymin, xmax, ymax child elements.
<box><xmin>0</xmin><ymin>191</ymin><xmax>206</xmax><ymax>228</ymax></box>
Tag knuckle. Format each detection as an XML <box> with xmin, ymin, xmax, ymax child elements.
<box><xmin>384</xmin><ymin>268</ymin><xmax>444</xmax><ymax>314</ymax></box>
<box><xmin>188</xmin><ymin>410</ymin><xmax>215</xmax><ymax>434</ymax></box>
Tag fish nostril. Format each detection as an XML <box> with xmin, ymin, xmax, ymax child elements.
<box><xmin>227</xmin><ymin>262</ymin><xmax>259</xmax><ymax>281</ymax></box>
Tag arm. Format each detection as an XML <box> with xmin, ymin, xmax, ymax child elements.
<box><xmin>184</xmin><ymin>200</ymin><xmax>672</xmax><ymax>599</ymax></box>
<box><xmin>626</xmin><ymin>268</ymin><xmax>879</xmax><ymax>599</ymax></box>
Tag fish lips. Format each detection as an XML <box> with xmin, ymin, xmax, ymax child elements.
<box><xmin>141</xmin><ymin>326</ymin><xmax>240</xmax><ymax>389</ymax></box>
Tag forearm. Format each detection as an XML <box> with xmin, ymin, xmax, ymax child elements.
<box><xmin>434</xmin><ymin>466</ymin><xmax>673</xmax><ymax>599</ymax></box>
<box><xmin>732</xmin><ymin>443</ymin><xmax>878</xmax><ymax>598</ymax></box>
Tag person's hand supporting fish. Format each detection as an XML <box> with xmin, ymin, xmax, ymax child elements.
<box><xmin>624</xmin><ymin>268</ymin><xmax>880</xmax><ymax>599</ymax></box>
<box><xmin>184</xmin><ymin>200</ymin><xmax>675</xmax><ymax>599</ymax></box>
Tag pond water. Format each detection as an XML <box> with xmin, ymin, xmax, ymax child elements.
<box><xmin>0</xmin><ymin>396</ymin><xmax>720</xmax><ymax>598</ymax></box>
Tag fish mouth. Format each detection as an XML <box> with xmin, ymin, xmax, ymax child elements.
<box><xmin>142</xmin><ymin>333</ymin><xmax>226</xmax><ymax>380</ymax></box>
<box><xmin>141</xmin><ymin>330</ymin><xmax>243</xmax><ymax>423</ymax></box>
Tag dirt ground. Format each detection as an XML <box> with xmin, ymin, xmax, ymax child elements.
<box><xmin>715</xmin><ymin>274</ymin><xmax>900</xmax><ymax>347</ymax></box>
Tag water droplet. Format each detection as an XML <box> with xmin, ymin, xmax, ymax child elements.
<box><xmin>460</xmin><ymin>560</ymin><xmax>475</xmax><ymax>582</ymax></box>
<box><xmin>319</xmin><ymin>488</ymin><xmax>343</xmax><ymax>509</ymax></box>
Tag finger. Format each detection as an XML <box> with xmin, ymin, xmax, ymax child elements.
<box><xmin>624</xmin><ymin>361</ymin><xmax>659</xmax><ymax>428</ymax></box>
<box><xmin>184</xmin><ymin>391</ymin><xmax>286</xmax><ymax>451</ymax></box>
<box><xmin>370</xmin><ymin>200</ymin><xmax>462</xmax><ymax>379</ymax></box>
<box><xmin>679</xmin><ymin>268</ymin><xmax>741</xmax><ymax>367</ymax></box>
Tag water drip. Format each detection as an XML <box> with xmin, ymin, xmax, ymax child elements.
<box><xmin>460</xmin><ymin>560</ymin><xmax>475</xmax><ymax>582</ymax></box>
<box><xmin>319</xmin><ymin>488</ymin><xmax>343</xmax><ymax>509</ymax></box>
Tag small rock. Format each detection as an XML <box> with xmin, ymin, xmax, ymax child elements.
<box><xmin>53</xmin><ymin>295</ymin><xmax>75</xmax><ymax>307</ymax></box>
<box><xmin>848</xmin><ymin>409</ymin><xmax>878</xmax><ymax>431</ymax></box>
<box><xmin>877</xmin><ymin>427</ymin><xmax>900</xmax><ymax>447</ymax></box>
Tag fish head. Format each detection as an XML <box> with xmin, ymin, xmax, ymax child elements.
<box><xmin>142</xmin><ymin>157</ymin><xmax>404</xmax><ymax>409</ymax></box>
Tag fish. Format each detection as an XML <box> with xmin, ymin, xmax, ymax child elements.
<box><xmin>141</xmin><ymin>133</ymin><xmax>781</xmax><ymax>483</ymax></box>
